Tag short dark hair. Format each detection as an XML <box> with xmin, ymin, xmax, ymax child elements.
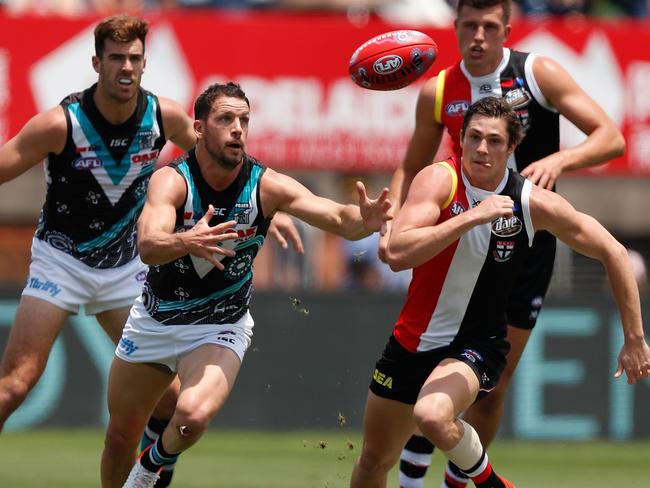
<box><xmin>462</xmin><ymin>96</ymin><xmax>524</xmax><ymax>147</ymax></box>
<box><xmin>457</xmin><ymin>0</ymin><xmax>511</xmax><ymax>24</ymax></box>
<box><xmin>194</xmin><ymin>82</ymin><xmax>250</xmax><ymax>121</ymax></box>
<box><xmin>94</xmin><ymin>14</ymin><xmax>149</xmax><ymax>57</ymax></box>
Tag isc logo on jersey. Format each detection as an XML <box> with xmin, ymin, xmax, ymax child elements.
<box><xmin>491</xmin><ymin>215</ymin><xmax>522</xmax><ymax>237</ymax></box>
<box><xmin>72</xmin><ymin>157</ymin><xmax>103</xmax><ymax>170</ymax></box>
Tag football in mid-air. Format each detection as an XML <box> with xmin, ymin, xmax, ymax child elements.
<box><xmin>348</xmin><ymin>30</ymin><xmax>438</xmax><ymax>91</ymax></box>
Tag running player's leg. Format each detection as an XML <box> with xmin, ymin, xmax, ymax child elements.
<box><xmin>351</xmin><ymin>391</ymin><xmax>415</xmax><ymax>487</ymax></box>
<box><xmin>132</xmin><ymin>344</ymin><xmax>242</xmax><ymax>478</ymax></box>
<box><xmin>101</xmin><ymin>357</ymin><xmax>174</xmax><ymax>488</ymax></box>
<box><xmin>0</xmin><ymin>296</ymin><xmax>70</xmax><ymax>431</ymax></box>
<box><xmin>440</xmin><ymin>232</ymin><xmax>555</xmax><ymax>487</ymax></box>
<box><xmin>96</xmin><ymin>305</ymin><xmax>181</xmax><ymax>488</ymax></box>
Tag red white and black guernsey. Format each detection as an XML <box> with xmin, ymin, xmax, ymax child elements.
<box><xmin>434</xmin><ymin>48</ymin><xmax>560</xmax><ymax>173</ymax></box>
<box><xmin>393</xmin><ymin>157</ymin><xmax>536</xmax><ymax>353</ymax></box>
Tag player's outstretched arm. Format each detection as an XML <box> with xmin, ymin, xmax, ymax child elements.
<box><xmin>520</xmin><ymin>56</ymin><xmax>625</xmax><ymax>189</ymax></box>
<box><xmin>137</xmin><ymin>167</ymin><xmax>237</xmax><ymax>269</ymax></box>
<box><xmin>531</xmin><ymin>187</ymin><xmax>650</xmax><ymax>384</ymax></box>
<box><xmin>386</xmin><ymin>164</ymin><xmax>514</xmax><ymax>271</ymax></box>
<box><xmin>0</xmin><ymin>106</ymin><xmax>67</xmax><ymax>184</ymax></box>
<box><xmin>159</xmin><ymin>97</ymin><xmax>197</xmax><ymax>152</ymax></box>
<box><xmin>379</xmin><ymin>77</ymin><xmax>445</xmax><ymax>262</ymax></box>
<box><xmin>260</xmin><ymin>168</ymin><xmax>391</xmax><ymax>241</ymax></box>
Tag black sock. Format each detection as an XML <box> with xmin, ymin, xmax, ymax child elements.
<box><xmin>399</xmin><ymin>434</ymin><xmax>435</xmax><ymax>487</ymax></box>
<box><xmin>140</xmin><ymin>436</ymin><xmax>180</xmax><ymax>473</ymax></box>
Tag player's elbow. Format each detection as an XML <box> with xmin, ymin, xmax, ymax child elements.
<box><xmin>611</xmin><ymin>131</ymin><xmax>626</xmax><ymax>158</ymax></box>
<box><xmin>137</xmin><ymin>240</ymin><xmax>157</xmax><ymax>265</ymax></box>
<box><xmin>385</xmin><ymin>246</ymin><xmax>410</xmax><ymax>272</ymax></box>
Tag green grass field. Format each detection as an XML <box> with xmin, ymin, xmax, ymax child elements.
<box><xmin>0</xmin><ymin>429</ymin><xmax>648</xmax><ymax>487</ymax></box>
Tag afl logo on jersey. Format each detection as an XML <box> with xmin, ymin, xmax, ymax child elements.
<box><xmin>491</xmin><ymin>215</ymin><xmax>522</xmax><ymax>237</ymax></box>
<box><xmin>72</xmin><ymin>157</ymin><xmax>103</xmax><ymax>170</ymax></box>
<box><xmin>450</xmin><ymin>201</ymin><xmax>466</xmax><ymax>215</ymax></box>
<box><xmin>445</xmin><ymin>100</ymin><xmax>469</xmax><ymax>116</ymax></box>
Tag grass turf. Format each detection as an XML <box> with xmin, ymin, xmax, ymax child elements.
<box><xmin>0</xmin><ymin>429</ymin><xmax>648</xmax><ymax>487</ymax></box>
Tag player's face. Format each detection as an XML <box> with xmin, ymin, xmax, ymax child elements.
<box><xmin>197</xmin><ymin>96</ymin><xmax>249</xmax><ymax>170</ymax></box>
<box><xmin>461</xmin><ymin>115</ymin><xmax>513</xmax><ymax>189</ymax></box>
<box><xmin>93</xmin><ymin>38</ymin><xmax>146</xmax><ymax>103</ymax></box>
<box><xmin>455</xmin><ymin>4</ymin><xmax>510</xmax><ymax>76</ymax></box>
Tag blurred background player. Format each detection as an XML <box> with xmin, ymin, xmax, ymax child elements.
<box><xmin>379</xmin><ymin>1</ymin><xmax>627</xmax><ymax>487</ymax></box>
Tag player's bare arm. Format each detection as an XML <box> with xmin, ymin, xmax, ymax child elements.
<box><xmin>159</xmin><ymin>97</ymin><xmax>196</xmax><ymax>151</ymax></box>
<box><xmin>260</xmin><ymin>168</ymin><xmax>391</xmax><ymax>241</ymax></box>
<box><xmin>386</xmin><ymin>164</ymin><xmax>513</xmax><ymax>271</ymax></box>
<box><xmin>137</xmin><ymin>167</ymin><xmax>237</xmax><ymax>269</ymax></box>
<box><xmin>530</xmin><ymin>186</ymin><xmax>650</xmax><ymax>384</ymax></box>
<box><xmin>379</xmin><ymin>77</ymin><xmax>445</xmax><ymax>261</ymax></box>
<box><xmin>520</xmin><ymin>56</ymin><xmax>625</xmax><ymax>189</ymax></box>
<box><xmin>392</xmin><ymin>77</ymin><xmax>445</xmax><ymax>207</ymax></box>
<box><xmin>0</xmin><ymin>106</ymin><xmax>67</xmax><ymax>184</ymax></box>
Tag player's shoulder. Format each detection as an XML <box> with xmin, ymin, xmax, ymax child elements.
<box><xmin>25</xmin><ymin>105</ymin><xmax>68</xmax><ymax>139</ymax></box>
<box><xmin>156</xmin><ymin>96</ymin><xmax>188</xmax><ymax>118</ymax></box>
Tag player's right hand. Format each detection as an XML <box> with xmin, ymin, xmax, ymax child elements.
<box><xmin>473</xmin><ymin>195</ymin><xmax>514</xmax><ymax>224</ymax></box>
<box><xmin>183</xmin><ymin>205</ymin><xmax>238</xmax><ymax>269</ymax></box>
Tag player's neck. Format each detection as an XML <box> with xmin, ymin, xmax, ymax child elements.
<box><xmin>463</xmin><ymin>51</ymin><xmax>505</xmax><ymax>78</ymax></box>
<box><xmin>93</xmin><ymin>87</ymin><xmax>138</xmax><ymax>126</ymax></box>
<box><xmin>195</xmin><ymin>145</ymin><xmax>243</xmax><ymax>191</ymax></box>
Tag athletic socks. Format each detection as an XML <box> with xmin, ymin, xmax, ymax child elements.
<box><xmin>441</xmin><ymin>462</ymin><xmax>470</xmax><ymax>488</ymax></box>
<box><xmin>399</xmin><ymin>434</ymin><xmax>435</xmax><ymax>488</ymax></box>
<box><xmin>140</xmin><ymin>417</ymin><xmax>176</xmax><ymax>488</ymax></box>
<box><xmin>140</xmin><ymin>436</ymin><xmax>180</xmax><ymax>475</ymax></box>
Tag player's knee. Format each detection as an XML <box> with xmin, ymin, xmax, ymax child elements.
<box><xmin>0</xmin><ymin>366</ymin><xmax>42</xmax><ymax>405</ymax></box>
<box><xmin>172</xmin><ymin>406</ymin><xmax>212</xmax><ymax>438</ymax></box>
<box><xmin>413</xmin><ymin>402</ymin><xmax>453</xmax><ymax>447</ymax></box>
<box><xmin>356</xmin><ymin>447</ymin><xmax>397</xmax><ymax>477</ymax></box>
<box><xmin>104</xmin><ymin>421</ymin><xmax>140</xmax><ymax>452</ymax></box>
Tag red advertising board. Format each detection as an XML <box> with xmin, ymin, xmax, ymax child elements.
<box><xmin>1</xmin><ymin>12</ymin><xmax>649</xmax><ymax>174</ymax></box>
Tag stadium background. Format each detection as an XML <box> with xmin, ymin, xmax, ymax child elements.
<box><xmin>0</xmin><ymin>6</ymin><xmax>649</xmax><ymax>485</ymax></box>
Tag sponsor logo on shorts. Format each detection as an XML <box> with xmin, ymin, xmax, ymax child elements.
<box><xmin>135</xmin><ymin>270</ymin><xmax>148</xmax><ymax>282</ymax></box>
<box><xmin>461</xmin><ymin>349</ymin><xmax>483</xmax><ymax>364</ymax></box>
<box><xmin>27</xmin><ymin>277</ymin><xmax>62</xmax><ymax>297</ymax></box>
<box><xmin>372</xmin><ymin>368</ymin><xmax>393</xmax><ymax>389</ymax></box>
<box><xmin>215</xmin><ymin>330</ymin><xmax>237</xmax><ymax>345</ymax></box>
<box><xmin>118</xmin><ymin>337</ymin><xmax>138</xmax><ymax>356</ymax></box>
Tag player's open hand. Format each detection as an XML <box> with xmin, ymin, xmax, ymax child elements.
<box><xmin>615</xmin><ymin>337</ymin><xmax>650</xmax><ymax>385</ymax></box>
<box><xmin>473</xmin><ymin>195</ymin><xmax>514</xmax><ymax>224</ymax></box>
<box><xmin>269</xmin><ymin>212</ymin><xmax>304</xmax><ymax>253</ymax></box>
<box><xmin>183</xmin><ymin>205</ymin><xmax>238</xmax><ymax>270</ymax></box>
<box><xmin>356</xmin><ymin>181</ymin><xmax>392</xmax><ymax>232</ymax></box>
<box><xmin>520</xmin><ymin>154</ymin><xmax>564</xmax><ymax>190</ymax></box>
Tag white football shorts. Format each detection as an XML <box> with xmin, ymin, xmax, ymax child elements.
<box><xmin>116</xmin><ymin>294</ymin><xmax>254</xmax><ymax>372</ymax></box>
<box><xmin>22</xmin><ymin>237</ymin><xmax>147</xmax><ymax>315</ymax></box>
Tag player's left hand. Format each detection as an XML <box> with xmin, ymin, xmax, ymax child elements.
<box><xmin>269</xmin><ymin>212</ymin><xmax>304</xmax><ymax>253</ymax></box>
<box><xmin>614</xmin><ymin>337</ymin><xmax>650</xmax><ymax>384</ymax></box>
<box><xmin>520</xmin><ymin>153</ymin><xmax>564</xmax><ymax>190</ymax></box>
<box><xmin>356</xmin><ymin>181</ymin><xmax>392</xmax><ymax>232</ymax></box>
